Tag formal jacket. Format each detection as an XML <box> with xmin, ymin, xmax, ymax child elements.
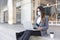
<box><xmin>34</xmin><ymin>16</ymin><xmax>49</xmax><ymax>30</ymax></box>
<box><xmin>41</xmin><ymin>16</ymin><xmax>49</xmax><ymax>36</ymax></box>
<box><xmin>41</xmin><ymin>15</ymin><xmax>49</xmax><ymax>30</ymax></box>
<box><xmin>34</xmin><ymin>15</ymin><xmax>49</xmax><ymax>36</ymax></box>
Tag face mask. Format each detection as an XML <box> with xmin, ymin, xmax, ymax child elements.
<box><xmin>38</xmin><ymin>12</ymin><xmax>41</xmax><ymax>16</ymax></box>
<box><xmin>37</xmin><ymin>9</ymin><xmax>40</xmax><ymax>11</ymax></box>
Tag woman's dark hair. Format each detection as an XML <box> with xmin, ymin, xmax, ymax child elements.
<box><xmin>36</xmin><ymin>6</ymin><xmax>43</xmax><ymax>16</ymax></box>
<box><xmin>37</xmin><ymin>6</ymin><xmax>45</xmax><ymax>12</ymax></box>
<box><xmin>37</xmin><ymin>6</ymin><xmax>45</xmax><ymax>17</ymax></box>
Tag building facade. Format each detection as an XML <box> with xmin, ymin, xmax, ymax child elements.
<box><xmin>0</xmin><ymin>0</ymin><xmax>60</xmax><ymax>28</ymax></box>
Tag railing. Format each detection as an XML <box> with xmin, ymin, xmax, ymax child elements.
<box><xmin>49</xmin><ymin>21</ymin><xmax>60</xmax><ymax>25</ymax></box>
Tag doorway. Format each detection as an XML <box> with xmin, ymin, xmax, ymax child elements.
<box><xmin>16</xmin><ymin>8</ymin><xmax>21</xmax><ymax>24</ymax></box>
<box><xmin>4</xmin><ymin>11</ymin><xmax>8</xmax><ymax>23</ymax></box>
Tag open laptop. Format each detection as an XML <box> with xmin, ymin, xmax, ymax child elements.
<box><xmin>23</xmin><ymin>21</ymin><xmax>38</xmax><ymax>31</ymax></box>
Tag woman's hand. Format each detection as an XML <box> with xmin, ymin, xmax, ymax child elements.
<box><xmin>38</xmin><ymin>27</ymin><xmax>43</xmax><ymax>30</ymax></box>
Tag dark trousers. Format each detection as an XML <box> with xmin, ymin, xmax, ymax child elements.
<box><xmin>16</xmin><ymin>30</ymin><xmax>41</xmax><ymax>40</ymax></box>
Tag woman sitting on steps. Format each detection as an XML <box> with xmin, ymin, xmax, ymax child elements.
<box><xmin>17</xmin><ymin>6</ymin><xmax>49</xmax><ymax>40</ymax></box>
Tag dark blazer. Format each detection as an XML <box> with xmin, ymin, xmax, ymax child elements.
<box><xmin>40</xmin><ymin>15</ymin><xmax>49</xmax><ymax>36</ymax></box>
<box><xmin>34</xmin><ymin>16</ymin><xmax>49</xmax><ymax>30</ymax></box>
<box><xmin>34</xmin><ymin>15</ymin><xmax>49</xmax><ymax>36</ymax></box>
<box><xmin>40</xmin><ymin>15</ymin><xmax>49</xmax><ymax>30</ymax></box>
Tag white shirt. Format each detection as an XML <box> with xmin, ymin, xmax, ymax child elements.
<box><xmin>37</xmin><ymin>11</ymin><xmax>41</xmax><ymax>24</ymax></box>
<box><xmin>38</xmin><ymin>11</ymin><xmax>41</xmax><ymax>16</ymax></box>
<box><xmin>37</xmin><ymin>16</ymin><xmax>41</xmax><ymax>24</ymax></box>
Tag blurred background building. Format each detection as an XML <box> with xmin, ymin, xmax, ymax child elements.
<box><xmin>0</xmin><ymin>0</ymin><xmax>60</xmax><ymax>27</ymax></box>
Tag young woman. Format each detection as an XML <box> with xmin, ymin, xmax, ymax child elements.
<box><xmin>34</xmin><ymin>6</ymin><xmax>42</xmax><ymax>29</ymax></box>
<box><xmin>18</xmin><ymin>6</ymin><xmax>49</xmax><ymax>40</ymax></box>
<box><xmin>34</xmin><ymin>6</ymin><xmax>45</xmax><ymax>29</ymax></box>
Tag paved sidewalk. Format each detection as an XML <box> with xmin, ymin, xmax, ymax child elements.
<box><xmin>0</xmin><ymin>23</ymin><xmax>25</xmax><ymax>40</ymax></box>
<box><xmin>30</xmin><ymin>25</ymin><xmax>60</xmax><ymax>40</ymax></box>
<box><xmin>0</xmin><ymin>23</ymin><xmax>60</xmax><ymax>40</ymax></box>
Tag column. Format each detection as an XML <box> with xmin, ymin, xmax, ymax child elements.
<box><xmin>21</xmin><ymin>0</ymin><xmax>33</xmax><ymax>29</ymax></box>
<box><xmin>7</xmin><ymin>0</ymin><xmax>16</xmax><ymax>24</ymax></box>
<box><xmin>35</xmin><ymin>0</ymin><xmax>40</xmax><ymax>17</ymax></box>
<box><xmin>56</xmin><ymin>0</ymin><xmax>58</xmax><ymax>24</ymax></box>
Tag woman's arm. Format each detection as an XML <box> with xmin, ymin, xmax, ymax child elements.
<box><xmin>38</xmin><ymin>16</ymin><xmax>49</xmax><ymax>31</ymax></box>
<box><xmin>42</xmin><ymin>16</ymin><xmax>49</xmax><ymax>30</ymax></box>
